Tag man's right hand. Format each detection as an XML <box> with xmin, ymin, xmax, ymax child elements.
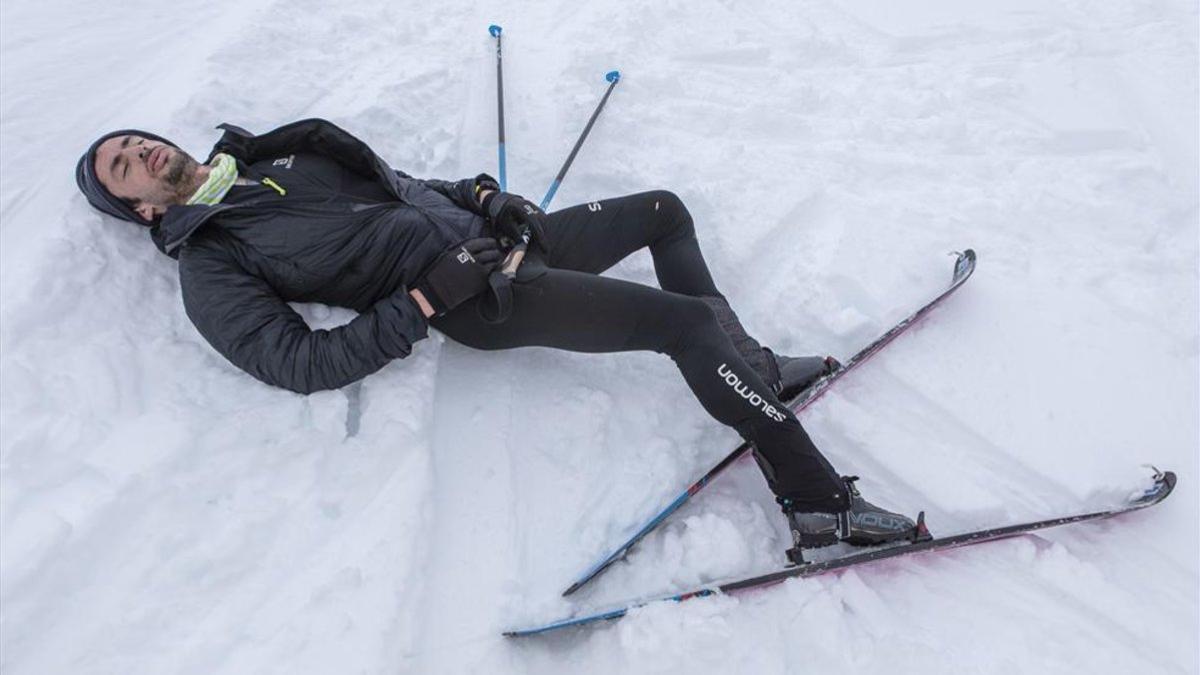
<box><xmin>411</xmin><ymin>238</ymin><xmax>503</xmax><ymax>318</ymax></box>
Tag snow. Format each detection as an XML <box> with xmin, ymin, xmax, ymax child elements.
<box><xmin>1</xmin><ymin>0</ymin><xmax>1197</xmax><ymax>672</ymax></box>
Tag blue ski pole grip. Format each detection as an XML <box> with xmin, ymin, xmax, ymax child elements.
<box><xmin>489</xmin><ymin>24</ymin><xmax>502</xmax><ymax>37</ymax></box>
<box><xmin>606</xmin><ymin>70</ymin><xmax>620</xmax><ymax>83</ymax></box>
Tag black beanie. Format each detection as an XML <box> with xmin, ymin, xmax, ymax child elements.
<box><xmin>75</xmin><ymin>129</ymin><xmax>178</xmax><ymax>225</ymax></box>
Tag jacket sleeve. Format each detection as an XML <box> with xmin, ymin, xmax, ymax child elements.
<box><xmin>179</xmin><ymin>238</ymin><xmax>429</xmax><ymax>395</ymax></box>
<box><xmin>395</xmin><ymin>170</ymin><xmax>498</xmax><ymax>215</ymax></box>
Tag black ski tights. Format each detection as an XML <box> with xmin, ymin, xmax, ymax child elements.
<box><xmin>432</xmin><ymin>191</ymin><xmax>846</xmax><ymax>511</ymax></box>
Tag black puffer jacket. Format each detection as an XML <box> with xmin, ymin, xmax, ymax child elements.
<box><xmin>163</xmin><ymin>119</ymin><xmax>491</xmax><ymax>394</ymax></box>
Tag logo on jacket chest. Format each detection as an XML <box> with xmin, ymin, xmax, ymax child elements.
<box><xmin>272</xmin><ymin>154</ymin><xmax>295</xmax><ymax>169</ymax></box>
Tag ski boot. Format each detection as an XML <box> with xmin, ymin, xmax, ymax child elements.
<box><xmin>767</xmin><ymin>351</ymin><xmax>841</xmax><ymax>402</ymax></box>
<box><xmin>779</xmin><ymin>476</ymin><xmax>930</xmax><ymax>566</ymax></box>
<box><xmin>699</xmin><ymin>296</ymin><xmax>838</xmax><ymax>401</ymax></box>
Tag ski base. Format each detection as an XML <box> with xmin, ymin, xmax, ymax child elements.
<box><xmin>506</xmin><ymin>470</ymin><xmax>1176</xmax><ymax>637</ymax></box>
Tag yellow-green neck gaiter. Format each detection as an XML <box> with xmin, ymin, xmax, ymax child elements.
<box><xmin>186</xmin><ymin>153</ymin><xmax>238</xmax><ymax>206</ymax></box>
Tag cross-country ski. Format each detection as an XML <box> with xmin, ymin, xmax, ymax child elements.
<box><xmin>509</xmin><ymin>470</ymin><xmax>1178</xmax><ymax>636</ymax></box>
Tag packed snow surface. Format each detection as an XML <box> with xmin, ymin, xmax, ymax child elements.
<box><xmin>2</xmin><ymin>0</ymin><xmax>1197</xmax><ymax>673</ymax></box>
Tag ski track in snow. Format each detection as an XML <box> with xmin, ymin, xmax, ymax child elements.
<box><xmin>2</xmin><ymin>0</ymin><xmax>1197</xmax><ymax>673</ymax></box>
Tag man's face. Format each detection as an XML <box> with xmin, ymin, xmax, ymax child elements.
<box><xmin>94</xmin><ymin>134</ymin><xmax>202</xmax><ymax>221</ymax></box>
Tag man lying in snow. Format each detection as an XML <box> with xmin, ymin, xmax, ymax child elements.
<box><xmin>75</xmin><ymin>118</ymin><xmax>920</xmax><ymax>557</ymax></box>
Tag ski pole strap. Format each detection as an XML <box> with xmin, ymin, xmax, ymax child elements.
<box><xmin>500</xmin><ymin>242</ymin><xmax>527</xmax><ymax>278</ymax></box>
<box><xmin>477</xmin><ymin>268</ymin><xmax>514</xmax><ymax>324</ymax></box>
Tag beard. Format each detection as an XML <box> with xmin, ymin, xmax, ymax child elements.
<box><xmin>162</xmin><ymin>148</ymin><xmax>203</xmax><ymax>202</ymax></box>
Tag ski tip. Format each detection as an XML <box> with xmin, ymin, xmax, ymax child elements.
<box><xmin>1144</xmin><ymin>464</ymin><xmax>1176</xmax><ymax>487</ymax></box>
<box><xmin>1130</xmin><ymin>468</ymin><xmax>1177</xmax><ymax>507</ymax></box>
<box><xmin>561</xmin><ymin>581</ymin><xmax>582</xmax><ymax>597</ymax></box>
<box><xmin>606</xmin><ymin>70</ymin><xmax>621</xmax><ymax>83</ymax></box>
<box><xmin>951</xmin><ymin>248</ymin><xmax>976</xmax><ymax>265</ymax></box>
<box><xmin>1144</xmin><ymin>465</ymin><xmax>1176</xmax><ymax>489</ymax></box>
<box><xmin>950</xmin><ymin>248</ymin><xmax>976</xmax><ymax>282</ymax></box>
<box><xmin>489</xmin><ymin>24</ymin><xmax>502</xmax><ymax>37</ymax></box>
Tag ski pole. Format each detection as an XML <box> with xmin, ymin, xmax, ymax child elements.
<box><xmin>488</xmin><ymin>24</ymin><xmax>507</xmax><ymax>191</ymax></box>
<box><xmin>540</xmin><ymin>70</ymin><xmax>621</xmax><ymax>211</ymax></box>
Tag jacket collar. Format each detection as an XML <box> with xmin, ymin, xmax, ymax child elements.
<box><xmin>152</xmin><ymin>118</ymin><xmax>402</xmax><ymax>258</ymax></box>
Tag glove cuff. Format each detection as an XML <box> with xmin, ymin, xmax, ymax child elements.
<box><xmin>468</xmin><ymin>174</ymin><xmax>501</xmax><ymax>216</ymax></box>
<box><xmin>480</xmin><ymin>190</ymin><xmax>499</xmax><ymax>216</ymax></box>
<box><xmin>474</xmin><ymin>173</ymin><xmax>500</xmax><ymax>189</ymax></box>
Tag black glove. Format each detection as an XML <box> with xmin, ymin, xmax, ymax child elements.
<box><xmin>413</xmin><ymin>238</ymin><xmax>503</xmax><ymax>317</ymax></box>
<box><xmin>481</xmin><ymin>191</ymin><xmax>546</xmax><ymax>247</ymax></box>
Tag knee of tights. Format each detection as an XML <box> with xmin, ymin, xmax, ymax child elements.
<box><xmin>648</xmin><ymin>190</ymin><xmax>694</xmax><ymax>241</ymax></box>
<box><xmin>663</xmin><ymin>296</ymin><xmax>723</xmax><ymax>353</ymax></box>
<box><xmin>680</xmin><ymin>294</ymin><xmax>717</xmax><ymax>328</ymax></box>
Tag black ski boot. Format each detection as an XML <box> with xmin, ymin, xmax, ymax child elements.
<box><xmin>779</xmin><ymin>476</ymin><xmax>929</xmax><ymax>566</ymax></box>
<box><xmin>700</xmin><ymin>296</ymin><xmax>838</xmax><ymax>400</ymax></box>
<box><xmin>767</xmin><ymin>351</ymin><xmax>840</xmax><ymax>402</ymax></box>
